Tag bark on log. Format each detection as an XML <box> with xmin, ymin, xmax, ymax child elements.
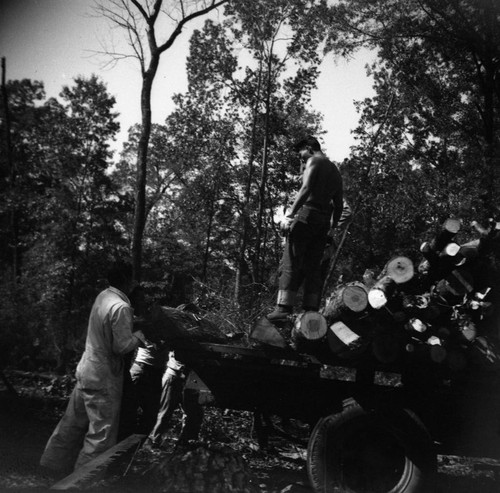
<box><xmin>425</xmin><ymin>336</ymin><xmax>447</xmax><ymax>363</ymax></box>
<box><xmin>435</xmin><ymin>268</ymin><xmax>474</xmax><ymax>304</ymax></box>
<box><xmin>322</xmin><ymin>282</ymin><xmax>368</xmax><ymax>320</ymax></box>
<box><xmin>249</xmin><ymin>317</ymin><xmax>287</xmax><ymax>348</ymax></box>
<box><xmin>150</xmin><ymin>305</ymin><xmax>232</xmax><ymax>345</ymax></box>
<box><xmin>420</xmin><ymin>241</ymin><xmax>439</xmax><ymax>264</ymax></box>
<box><xmin>292</xmin><ymin>311</ymin><xmax>327</xmax><ymax>341</ymax></box>
<box><xmin>362</xmin><ymin>269</ymin><xmax>376</xmax><ymax>289</ymax></box>
<box><xmin>459</xmin><ymin>239</ymin><xmax>480</xmax><ymax>259</ymax></box>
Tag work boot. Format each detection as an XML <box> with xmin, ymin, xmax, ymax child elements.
<box><xmin>267</xmin><ymin>305</ymin><xmax>292</xmax><ymax>321</ymax></box>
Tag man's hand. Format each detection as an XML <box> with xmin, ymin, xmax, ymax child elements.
<box><xmin>280</xmin><ymin>216</ymin><xmax>294</xmax><ymax>235</ymax></box>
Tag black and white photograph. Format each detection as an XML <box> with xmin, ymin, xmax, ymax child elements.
<box><xmin>1</xmin><ymin>1</ymin><xmax>500</xmax><ymax>492</ymax></box>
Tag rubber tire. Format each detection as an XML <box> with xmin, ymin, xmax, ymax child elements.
<box><xmin>307</xmin><ymin>398</ymin><xmax>436</xmax><ymax>493</ymax></box>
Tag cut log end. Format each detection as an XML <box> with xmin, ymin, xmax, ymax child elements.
<box><xmin>368</xmin><ymin>289</ymin><xmax>388</xmax><ymax>309</ymax></box>
<box><xmin>384</xmin><ymin>256</ymin><xmax>414</xmax><ymax>284</ymax></box>
<box><xmin>443</xmin><ymin>217</ymin><xmax>461</xmax><ymax>234</ymax></box>
<box><xmin>342</xmin><ymin>285</ymin><xmax>369</xmax><ymax>312</ymax></box>
<box><xmin>293</xmin><ymin>311</ymin><xmax>327</xmax><ymax>341</ymax></box>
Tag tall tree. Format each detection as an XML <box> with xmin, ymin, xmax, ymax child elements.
<box><xmin>95</xmin><ymin>0</ymin><xmax>227</xmax><ymax>282</ymax></box>
<box><xmin>317</xmin><ymin>0</ymin><xmax>500</xmax><ymax>278</ymax></box>
<box><xmin>324</xmin><ymin>0</ymin><xmax>500</xmax><ymax>214</ymax></box>
<box><xmin>226</xmin><ymin>0</ymin><xmax>327</xmax><ymax>283</ymax></box>
<box><xmin>0</xmin><ymin>75</ymin><xmax>124</xmax><ymax>369</ymax></box>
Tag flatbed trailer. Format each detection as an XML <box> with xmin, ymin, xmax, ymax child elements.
<box><xmin>173</xmin><ymin>340</ymin><xmax>500</xmax><ymax>493</ymax></box>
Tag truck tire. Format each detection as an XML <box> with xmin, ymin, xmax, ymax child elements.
<box><xmin>307</xmin><ymin>398</ymin><xmax>436</xmax><ymax>493</ymax></box>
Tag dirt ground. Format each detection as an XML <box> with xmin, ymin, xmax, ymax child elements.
<box><xmin>1</xmin><ymin>371</ymin><xmax>500</xmax><ymax>493</ymax></box>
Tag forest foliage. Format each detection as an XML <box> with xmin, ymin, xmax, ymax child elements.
<box><xmin>1</xmin><ymin>0</ymin><xmax>500</xmax><ymax>371</ymax></box>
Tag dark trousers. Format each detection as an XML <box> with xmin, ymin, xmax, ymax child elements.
<box><xmin>149</xmin><ymin>371</ymin><xmax>203</xmax><ymax>444</ymax></box>
<box><xmin>278</xmin><ymin>210</ymin><xmax>329</xmax><ymax>310</ymax></box>
<box><xmin>129</xmin><ymin>362</ymin><xmax>162</xmax><ymax>435</ymax></box>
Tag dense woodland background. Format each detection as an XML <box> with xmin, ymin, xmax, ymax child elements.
<box><xmin>1</xmin><ymin>0</ymin><xmax>500</xmax><ymax>372</ymax></box>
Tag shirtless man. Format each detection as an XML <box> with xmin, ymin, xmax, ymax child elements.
<box><xmin>268</xmin><ymin>136</ymin><xmax>344</xmax><ymax>321</ymax></box>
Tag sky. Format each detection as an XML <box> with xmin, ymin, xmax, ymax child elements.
<box><xmin>0</xmin><ymin>0</ymin><xmax>376</xmax><ymax>163</ymax></box>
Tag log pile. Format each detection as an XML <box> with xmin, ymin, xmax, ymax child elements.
<box><xmin>142</xmin><ymin>217</ymin><xmax>500</xmax><ymax>382</ymax></box>
<box><xmin>318</xmin><ymin>217</ymin><xmax>500</xmax><ymax>376</ymax></box>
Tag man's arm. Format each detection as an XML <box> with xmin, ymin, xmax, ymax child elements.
<box><xmin>111</xmin><ymin>304</ymin><xmax>145</xmax><ymax>355</ymax></box>
<box><xmin>287</xmin><ymin>159</ymin><xmax>317</xmax><ymax>218</ymax></box>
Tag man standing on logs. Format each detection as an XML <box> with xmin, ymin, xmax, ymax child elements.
<box><xmin>268</xmin><ymin>136</ymin><xmax>344</xmax><ymax>321</ymax></box>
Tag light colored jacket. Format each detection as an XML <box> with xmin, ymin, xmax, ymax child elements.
<box><xmin>76</xmin><ymin>287</ymin><xmax>140</xmax><ymax>390</ymax></box>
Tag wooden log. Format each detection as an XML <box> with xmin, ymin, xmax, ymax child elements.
<box><xmin>435</xmin><ymin>268</ymin><xmax>474</xmax><ymax>304</ymax></box>
<box><xmin>402</xmin><ymin>294</ymin><xmax>430</xmax><ymax>311</ymax></box>
<box><xmin>292</xmin><ymin>311</ymin><xmax>327</xmax><ymax>341</ymax></box>
<box><xmin>420</xmin><ymin>241</ymin><xmax>439</xmax><ymax>264</ymax></box>
<box><xmin>368</xmin><ymin>276</ymin><xmax>396</xmax><ymax>309</ymax></box>
<box><xmin>150</xmin><ymin>305</ymin><xmax>234</xmax><ymax>345</ymax></box>
<box><xmin>430</xmin><ymin>217</ymin><xmax>461</xmax><ymax>252</ymax></box>
<box><xmin>249</xmin><ymin>317</ymin><xmax>288</xmax><ymax>348</ymax></box>
<box><xmin>459</xmin><ymin>239</ymin><xmax>480</xmax><ymax>259</ymax></box>
<box><xmin>471</xmin><ymin>220</ymin><xmax>490</xmax><ymax>237</ymax></box>
<box><xmin>458</xmin><ymin>319</ymin><xmax>477</xmax><ymax>342</ymax></box>
<box><xmin>418</xmin><ymin>258</ymin><xmax>431</xmax><ymax>275</ymax></box>
<box><xmin>469</xmin><ymin>336</ymin><xmax>500</xmax><ymax>368</ymax></box>
<box><xmin>429</xmin><ymin>344</ymin><xmax>447</xmax><ymax>364</ymax></box>
<box><xmin>382</xmin><ymin>256</ymin><xmax>414</xmax><ymax>284</ymax></box>
<box><xmin>402</xmin><ymin>294</ymin><xmax>443</xmax><ymax>322</ymax></box>
<box><xmin>322</xmin><ymin>282</ymin><xmax>368</xmax><ymax>320</ymax></box>
<box><xmin>327</xmin><ymin>321</ymin><xmax>361</xmax><ymax>353</ymax></box>
<box><xmin>405</xmin><ymin>317</ymin><xmax>428</xmax><ymax>334</ymax></box>
<box><xmin>326</xmin><ymin>321</ymin><xmax>367</xmax><ymax>358</ymax></box>
<box><xmin>440</xmin><ymin>242</ymin><xmax>461</xmax><ymax>257</ymax></box>
<box><xmin>51</xmin><ymin>434</ymin><xmax>146</xmax><ymax>490</ymax></box>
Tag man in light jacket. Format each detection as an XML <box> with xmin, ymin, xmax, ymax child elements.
<box><xmin>40</xmin><ymin>260</ymin><xmax>146</xmax><ymax>474</ymax></box>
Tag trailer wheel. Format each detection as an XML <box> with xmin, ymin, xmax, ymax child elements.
<box><xmin>307</xmin><ymin>398</ymin><xmax>436</xmax><ymax>493</ymax></box>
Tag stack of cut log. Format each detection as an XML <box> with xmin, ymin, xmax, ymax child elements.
<box><xmin>143</xmin><ymin>217</ymin><xmax>500</xmax><ymax>379</ymax></box>
<box><xmin>319</xmin><ymin>217</ymin><xmax>500</xmax><ymax>374</ymax></box>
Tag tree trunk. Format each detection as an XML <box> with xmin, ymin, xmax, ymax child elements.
<box><xmin>132</xmin><ymin>65</ymin><xmax>157</xmax><ymax>282</ymax></box>
<box><xmin>254</xmin><ymin>49</ymin><xmax>274</xmax><ymax>284</ymax></box>
<box><xmin>235</xmin><ymin>61</ymin><xmax>263</xmax><ymax>304</ymax></box>
<box><xmin>2</xmin><ymin>57</ymin><xmax>19</xmax><ymax>282</ymax></box>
